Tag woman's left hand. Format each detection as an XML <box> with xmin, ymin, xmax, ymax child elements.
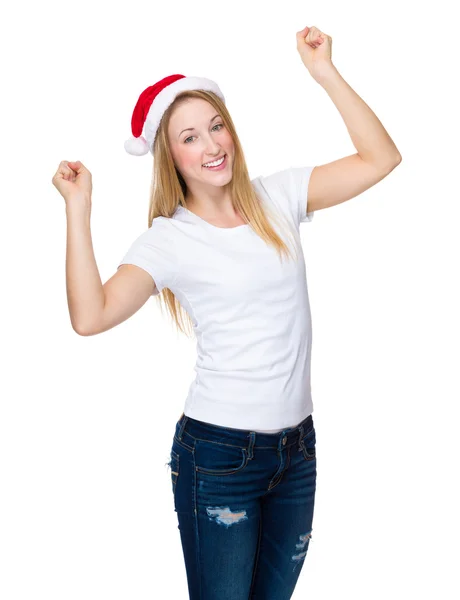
<box><xmin>296</xmin><ymin>26</ymin><xmax>334</xmax><ymax>83</ymax></box>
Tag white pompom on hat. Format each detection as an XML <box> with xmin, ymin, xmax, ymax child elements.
<box><xmin>124</xmin><ymin>74</ymin><xmax>226</xmax><ymax>156</ymax></box>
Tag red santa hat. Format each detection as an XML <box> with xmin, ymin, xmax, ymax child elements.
<box><xmin>124</xmin><ymin>74</ymin><xmax>226</xmax><ymax>156</ymax></box>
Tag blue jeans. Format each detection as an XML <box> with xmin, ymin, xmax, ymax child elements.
<box><xmin>167</xmin><ymin>411</ymin><xmax>317</xmax><ymax>599</ymax></box>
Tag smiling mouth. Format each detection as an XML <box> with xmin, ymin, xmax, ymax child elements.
<box><xmin>202</xmin><ymin>154</ymin><xmax>227</xmax><ymax>168</ymax></box>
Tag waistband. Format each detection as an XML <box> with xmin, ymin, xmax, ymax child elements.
<box><xmin>175</xmin><ymin>411</ymin><xmax>314</xmax><ymax>451</ymax></box>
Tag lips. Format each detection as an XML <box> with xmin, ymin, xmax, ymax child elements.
<box><xmin>202</xmin><ymin>154</ymin><xmax>226</xmax><ymax>168</ymax></box>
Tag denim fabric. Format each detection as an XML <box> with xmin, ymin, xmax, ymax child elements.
<box><xmin>166</xmin><ymin>411</ymin><xmax>317</xmax><ymax>599</ymax></box>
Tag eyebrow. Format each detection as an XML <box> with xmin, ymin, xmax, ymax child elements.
<box><xmin>178</xmin><ymin>114</ymin><xmax>221</xmax><ymax>138</ymax></box>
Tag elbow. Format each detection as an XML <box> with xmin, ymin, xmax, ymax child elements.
<box><xmin>391</xmin><ymin>152</ymin><xmax>403</xmax><ymax>168</ymax></box>
<box><xmin>73</xmin><ymin>325</ymin><xmax>91</xmax><ymax>337</ymax></box>
<box><xmin>72</xmin><ymin>321</ymin><xmax>96</xmax><ymax>337</ymax></box>
<box><xmin>384</xmin><ymin>154</ymin><xmax>402</xmax><ymax>174</ymax></box>
<box><xmin>70</xmin><ymin>311</ymin><xmax>104</xmax><ymax>336</ymax></box>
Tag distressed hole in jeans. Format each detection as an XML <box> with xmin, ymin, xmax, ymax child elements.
<box><xmin>292</xmin><ymin>530</ymin><xmax>312</xmax><ymax>572</ymax></box>
<box><xmin>206</xmin><ymin>506</ymin><xmax>248</xmax><ymax>528</ymax></box>
<box><xmin>166</xmin><ymin>451</ymin><xmax>179</xmax><ymax>494</ymax></box>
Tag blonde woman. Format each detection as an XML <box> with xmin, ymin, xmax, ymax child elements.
<box><xmin>52</xmin><ymin>25</ymin><xmax>401</xmax><ymax>600</ymax></box>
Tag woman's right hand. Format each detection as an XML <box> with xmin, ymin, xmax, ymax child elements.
<box><xmin>52</xmin><ymin>160</ymin><xmax>93</xmax><ymax>208</ymax></box>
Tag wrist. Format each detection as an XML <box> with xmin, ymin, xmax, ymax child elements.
<box><xmin>65</xmin><ymin>197</ymin><xmax>92</xmax><ymax>222</ymax></box>
<box><xmin>312</xmin><ymin>62</ymin><xmax>340</xmax><ymax>87</ymax></box>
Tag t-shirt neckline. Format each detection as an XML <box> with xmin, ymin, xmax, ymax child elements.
<box><xmin>178</xmin><ymin>205</ymin><xmax>250</xmax><ymax>232</ymax></box>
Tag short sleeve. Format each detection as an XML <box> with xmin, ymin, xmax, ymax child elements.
<box><xmin>255</xmin><ymin>166</ymin><xmax>316</xmax><ymax>227</ymax></box>
<box><xmin>117</xmin><ymin>219</ymin><xmax>177</xmax><ymax>295</ymax></box>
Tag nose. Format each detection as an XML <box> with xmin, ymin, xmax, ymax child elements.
<box><xmin>203</xmin><ymin>136</ymin><xmax>222</xmax><ymax>157</ymax></box>
<box><xmin>204</xmin><ymin>149</ymin><xmax>222</xmax><ymax>160</ymax></box>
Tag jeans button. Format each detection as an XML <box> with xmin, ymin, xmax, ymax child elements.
<box><xmin>282</xmin><ymin>435</ymin><xmax>287</xmax><ymax>445</ymax></box>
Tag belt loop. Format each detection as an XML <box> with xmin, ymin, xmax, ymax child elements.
<box><xmin>177</xmin><ymin>414</ymin><xmax>188</xmax><ymax>441</ymax></box>
<box><xmin>247</xmin><ymin>431</ymin><xmax>256</xmax><ymax>460</ymax></box>
<box><xmin>298</xmin><ymin>424</ymin><xmax>304</xmax><ymax>450</ymax></box>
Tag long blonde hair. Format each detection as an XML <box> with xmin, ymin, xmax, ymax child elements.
<box><xmin>148</xmin><ymin>89</ymin><xmax>299</xmax><ymax>338</ymax></box>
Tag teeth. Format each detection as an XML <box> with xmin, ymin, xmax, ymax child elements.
<box><xmin>203</xmin><ymin>155</ymin><xmax>225</xmax><ymax>168</ymax></box>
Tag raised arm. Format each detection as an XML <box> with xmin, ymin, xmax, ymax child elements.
<box><xmin>52</xmin><ymin>160</ymin><xmax>157</xmax><ymax>336</ymax></box>
<box><xmin>65</xmin><ymin>204</ymin><xmax>156</xmax><ymax>336</ymax></box>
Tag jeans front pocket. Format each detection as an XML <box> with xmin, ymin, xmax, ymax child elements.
<box><xmin>169</xmin><ymin>449</ymin><xmax>180</xmax><ymax>494</ymax></box>
<box><xmin>300</xmin><ymin>425</ymin><xmax>316</xmax><ymax>461</ymax></box>
<box><xmin>195</xmin><ymin>440</ymin><xmax>249</xmax><ymax>476</ymax></box>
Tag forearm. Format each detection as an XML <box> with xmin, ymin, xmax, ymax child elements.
<box><xmin>65</xmin><ymin>201</ymin><xmax>105</xmax><ymax>335</ymax></box>
<box><xmin>317</xmin><ymin>65</ymin><xmax>402</xmax><ymax>168</ymax></box>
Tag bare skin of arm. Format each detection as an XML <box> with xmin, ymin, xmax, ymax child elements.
<box><xmin>53</xmin><ymin>160</ymin><xmax>157</xmax><ymax>336</ymax></box>
<box><xmin>87</xmin><ymin>264</ymin><xmax>156</xmax><ymax>336</ymax></box>
<box><xmin>66</xmin><ymin>204</ymin><xmax>156</xmax><ymax>336</ymax></box>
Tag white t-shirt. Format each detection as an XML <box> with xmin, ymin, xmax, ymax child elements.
<box><xmin>118</xmin><ymin>166</ymin><xmax>316</xmax><ymax>433</ymax></box>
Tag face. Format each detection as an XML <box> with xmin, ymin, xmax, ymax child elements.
<box><xmin>167</xmin><ymin>98</ymin><xmax>234</xmax><ymax>188</ymax></box>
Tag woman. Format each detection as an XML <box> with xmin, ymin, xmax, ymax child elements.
<box><xmin>52</xmin><ymin>25</ymin><xmax>401</xmax><ymax>600</ymax></box>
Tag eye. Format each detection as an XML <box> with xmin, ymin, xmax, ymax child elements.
<box><xmin>184</xmin><ymin>123</ymin><xmax>224</xmax><ymax>144</ymax></box>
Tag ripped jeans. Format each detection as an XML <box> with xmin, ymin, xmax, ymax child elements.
<box><xmin>167</xmin><ymin>411</ymin><xmax>317</xmax><ymax>600</ymax></box>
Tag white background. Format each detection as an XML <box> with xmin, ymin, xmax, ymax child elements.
<box><xmin>1</xmin><ymin>0</ymin><xmax>459</xmax><ymax>598</ymax></box>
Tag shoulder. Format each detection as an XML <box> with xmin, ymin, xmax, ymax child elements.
<box><xmin>142</xmin><ymin>215</ymin><xmax>176</xmax><ymax>238</ymax></box>
<box><xmin>253</xmin><ymin>166</ymin><xmax>315</xmax><ymax>192</ymax></box>
<box><xmin>252</xmin><ymin>166</ymin><xmax>316</xmax><ymax>225</ymax></box>
<box><xmin>124</xmin><ymin>216</ymin><xmax>178</xmax><ymax>255</ymax></box>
